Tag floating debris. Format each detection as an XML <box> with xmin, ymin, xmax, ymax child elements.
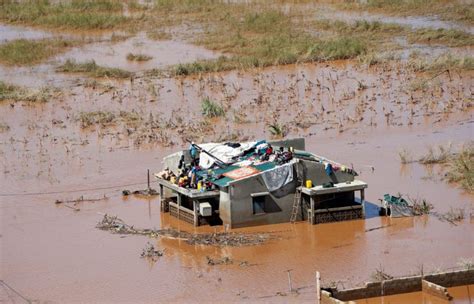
<box><xmin>96</xmin><ymin>214</ymin><xmax>279</xmax><ymax>247</ymax></box>
<box><xmin>122</xmin><ymin>188</ymin><xmax>158</xmax><ymax>196</ymax></box>
<box><xmin>206</xmin><ymin>256</ymin><xmax>232</xmax><ymax>265</ymax></box>
<box><xmin>140</xmin><ymin>242</ymin><xmax>163</xmax><ymax>261</ymax></box>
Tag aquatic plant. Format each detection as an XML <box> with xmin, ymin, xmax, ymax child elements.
<box><xmin>268</xmin><ymin>123</ymin><xmax>287</xmax><ymax>138</ymax></box>
<box><xmin>446</xmin><ymin>143</ymin><xmax>474</xmax><ymax>192</ymax></box>
<box><xmin>0</xmin><ymin>81</ymin><xmax>58</xmax><ymax>103</ymax></box>
<box><xmin>57</xmin><ymin>59</ymin><xmax>133</xmax><ymax>78</ymax></box>
<box><xmin>126</xmin><ymin>53</ymin><xmax>153</xmax><ymax>62</ymax></box>
<box><xmin>398</xmin><ymin>149</ymin><xmax>413</xmax><ymax>164</ymax></box>
<box><xmin>418</xmin><ymin>143</ymin><xmax>452</xmax><ymax>164</ymax></box>
<box><xmin>77</xmin><ymin>111</ymin><xmax>116</xmax><ymax>128</ymax></box>
<box><xmin>201</xmin><ymin>97</ymin><xmax>225</xmax><ymax>118</ymax></box>
<box><xmin>0</xmin><ymin>38</ymin><xmax>77</xmax><ymax>66</ymax></box>
<box><xmin>0</xmin><ymin>0</ymin><xmax>129</xmax><ymax>30</ymax></box>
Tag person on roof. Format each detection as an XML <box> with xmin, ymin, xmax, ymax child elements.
<box><xmin>189</xmin><ymin>142</ymin><xmax>198</xmax><ymax>161</ymax></box>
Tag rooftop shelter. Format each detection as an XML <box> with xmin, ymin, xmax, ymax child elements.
<box><xmin>155</xmin><ymin>138</ymin><xmax>367</xmax><ymax>227</ymax></box>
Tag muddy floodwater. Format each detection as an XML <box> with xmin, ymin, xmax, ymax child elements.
<box><xmin>0</xmin><ymin>11</ymin><xmax>473</xmax><ymax>304</ymax></box>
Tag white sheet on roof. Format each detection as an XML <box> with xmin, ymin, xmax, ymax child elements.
<box><xmin>198</xmin><ymin>141</ymin><xmax>257</xmax><ymax>169</ymax></box>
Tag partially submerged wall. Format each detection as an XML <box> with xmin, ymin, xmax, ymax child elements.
<box><xmin>321</xmin><ymin>269</ymin><xmax>474</xmax><ymax>303</ymax></box>
<box><xmin>300</xmin><ymin>160</ymin><xmax>355</xmax><ymax>187</ymax></box>
<box><xmin>227</xmin><ymin>173</ymin><xmax>297</xmax><ymax>228</ymax></box>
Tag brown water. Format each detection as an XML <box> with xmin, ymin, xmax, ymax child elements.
<box><xmin>57</xmin><ymin>32</ymin><xmax>220</xmax><ymax>73</ymax></box>
<box><xmin>1</xmin><ymin>23</ymin><xmax>473</xmax><ymax>303</ymax></box>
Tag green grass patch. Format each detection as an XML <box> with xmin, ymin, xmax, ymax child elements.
<box><xmin>0</xmin><ymin>38</ymin><xmax>78</xmax><ymax>66</ymax></box>
<box><xmin>408</xmin><ymin>54</ymin><xmax>474</xmax><ymax>72</ymax></box>
<box><xmin>77</xmin><ymin>111</ymin><xmax>116</xmax><ymax>128</ymax></box>
<box><xmin>446</xmin><ymin>143</ymin><xmax>474</xmax><ymax>192</ymax></box>
<box><xmin>340</xmin><ymin>0</ymin><xmax>474</xmax><ymax>25</ymax></box>
<box><xmin>0</xmin><ymin>0</ymin><xmax>130</xmax><ymax>30</ymax></box>
<box><xmin>408</xmin><ymin>28</ymin><xmax>474</xmax><ymax>47</ymax></box>
<box><xmin>57</xmin><ymin>59</ymin><xmax>133</xmax><ymax>78</ymax></box>
<box><xmin>126</xmin><ymin>53</ymin><xmax>153</xmax><ymax>61</ymax></box>
<box><xmin>201</xmin><ymin>97</ymin><xmax>225</xmax><ymax>118</ymax></box>
<box><xmin>147</xmin><ymin>30</ymin><xmax>172</xmax><ymax>40</ymax></box>
<box><xmin>0</xmin><ymin>81</ymin><xmax>59</xmax><ymax>103</ymax></box>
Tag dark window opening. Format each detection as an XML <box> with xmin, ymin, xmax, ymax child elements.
<box><xmin>252</xmin><ymin>194</ymin><xmax>282</xmax><ymax>214</ymax></box>
<box><xmin>253</xmin><ymin>196</ymin><xmax>266</xmax><ymax>214</ymax></box>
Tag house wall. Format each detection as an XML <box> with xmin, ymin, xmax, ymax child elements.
<box><xmin>269</xmin><ymin>137</ymin><xmax>305</xmax><ymax>150</ymax></box>
<box><xmin>225</xmin><ymin>173</ymin><xmax>298</xmax><ymax>228</ymax></box>
<box><xmin>300</xmin><ymin>159</ymin><xmax>355</xmax><ymax>186</ymax></box>
<box><xmin>218</xmin><ymin>187</ymin><xmax>232</xmax><ymax>224</ymax></box>
<box><xmin>220</xmin><ymin>160</ymin><xmax>359</xmax><ymax>228</ymax></box>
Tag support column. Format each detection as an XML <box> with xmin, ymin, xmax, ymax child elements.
<box><xmin>177</xmin><ymin>193</ymin><xmax>181</xmax><ymax>219</ymax></box>
<box><xmin>159</xmin><ymin>184</ymin><xmax>164</xmax><ymax>211</ymax></box>
<box><xmin>193</xmin><ymin>200</ymin><xmax>199</xmax><ymax>227</ymax></box>
<box><xmin>361</xmin><ymin>189</ymin><xmax>365</xmax><ymax>218</ymax></box>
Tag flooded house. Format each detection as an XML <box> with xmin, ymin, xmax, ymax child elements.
<box><xmin>155</xmin><ymin>138</ymin><xmax>367</xmax><ymax>228</ymax></box>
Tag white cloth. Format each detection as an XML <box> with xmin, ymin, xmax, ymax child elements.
<box><xmin>198</xmin><ymin>141</ymin><xmax>257</xmax><ymax>169</ymax></box>
<box><xmin>261</xmin><ymin>161</ymin><xmax>294</xmax><ymax>192</ymax></box>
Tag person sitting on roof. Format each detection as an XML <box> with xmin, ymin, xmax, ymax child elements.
<box><xmin>188</xmin><ymin>163</ymin><xmax>201</xmax><ymax>188</ymax></box>
<box><xmin>178</xmin><ymin>154</ymin><xmax>185</xmax><ymax>170</ymax></box>
<box><xmin>260</xmin><ymin>144</ymin><xmax>274</xmax><ymax>161</ymax></box>
<box><xmin>189</xmin><ymin>142</ymin><xmax>198</xmax><ymax>161</ymax></box>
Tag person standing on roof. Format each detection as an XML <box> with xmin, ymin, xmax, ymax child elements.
<box><xmin>189</xmin><ymin>141</ymin><xmax>198</xmax><ymax>161</ymax></box>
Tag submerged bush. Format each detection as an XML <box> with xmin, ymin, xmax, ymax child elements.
<box><xmin>57</xmin><ymin>59</ymin><xmax>133</xmax><ymax>78</ymax></box>
<box><xmin>0</xmin><ymin>81</ymin><xmax>58</xmax><ymax>103</ymax></box>
<box><xmin>0</xmin><ymin>39</ymin><xmax>76</xmax><ymax>65</ymax></box>
<box><xmin>446</xmin><ymin>143</ymin><xmax>474</xmax><ymax>192</ymax></box>
<box><xmin>201</xmin><ymin>97</ymin><xmax>225</xmax><ymax>118</ymax></box>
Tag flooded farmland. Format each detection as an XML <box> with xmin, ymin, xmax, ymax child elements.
<box><xmin>0</xmin><ymin>1</ymin><xmax>473</xmax><ymax>303</ymax></box>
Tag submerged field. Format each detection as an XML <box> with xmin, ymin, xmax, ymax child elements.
<box><xmin>0</xmin><ymin>0</ymin><xmax>473</xmax><ymax>303</ymax></box>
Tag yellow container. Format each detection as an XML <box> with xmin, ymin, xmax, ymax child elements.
<box><xmin>305</xmin><ymin>180</ymin><xmax>312</xmax><ymax>188</ymax></box>
<box><xmin>197</xmin><ymin>181</ymin><xmax>202</xmax><ymax>191</ymax></box>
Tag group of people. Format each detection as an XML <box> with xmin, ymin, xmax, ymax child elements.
<box><xmin>156</xmin><ymin>141</ymin><xmax>296</xmax><ymax>190</ymax></box>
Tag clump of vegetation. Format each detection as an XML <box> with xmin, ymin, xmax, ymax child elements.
<box><xmin>162</xmin><ymin>9</ymin><xmax>368</xmax><ymax>75</ymax></box>
<box><xmin>147</xmin><ymin>30</ymin><xmax>172</xmax><ymax>41</ymax></box>
<box><xmin>446</xmin><ymin>143</ymin><xmax>474</xmax><ymax>192</ymax></box>
<box><xmin>0</xmin><ymin>0</ymin><xmax>129</xmax><ymax>30</ymax></box>
<box><xmin>0</xmin><ymin>81</ymin><xmax>58</xmax><ymax>103</ymax></box>
<box><xmin>340</xmin><ymin>0</ymin><xmax>474</xmax><ymax>25</ymax></box>
<box><xmin>77</xmin><ymin>111</ymin><xmax>116</xmax><ymax>128</ymax></box>
<box><xmin>370</xmin><ymin>265</ymin><xmax>393</xmax><ymax>282</ymax></box>
<box><xmin>0</xmin><ymin>122</ymin><xmax>10</xmax><ymax>133</ymax></box>
<box><xmin>268</xmin><ymin>123</ymin><xmax>287</xmax><ymax>138</ymax></box>
<box><xmin>57</xmin><ymin>59</ymin><xmax>133</xmax><ymax>78</ymax></box>
<box><xmin>126</xmin><ymin>53</ymin><xmax>153</xmax><ymax>61</ymax></box>
<box><xmin>119</xmin><ymin>110</ymin><xmax>142</xmax><ymax>127</ymax></box>
<box><xmin>408</xmin><ymin>78</ymin><xmax>430</xmax><ymax>92</ymax></box>
<box><xmin>201</xmin><ymin>97</ymin><xmax>225</xmax><ymax>118</ymax></box>
<box><xmin>409</xmin><ymin>197</ymin><xmax>434</xmax><ymax>215</ymax></box>
<box><xmin>409</xmin><ymin>28</ymin><xmax>474</xmax><ymax>47</ymax></box>
<box><xmin>140</xmin><ymin>242</ymin><xmax>163</xmax><ymax>262</ymax></box>
<box><xmin>419</xmin><ymin>144</ymin><xmax>452</xmax><ymax>164</ymax></box>
<box><xmin>457</xmin><ymin>258</ymin><xmax>474</xmax><ymax>270</ymax></box>
<box><xmin>408</xmin><ymin>54</ymin><xmax>474</xmax><ymax>73</ymax></box>
<box><xmin>0</xmin><ymin>39</ymin><xmax>77</xmax><ymax>66</ymax></box>
<box><xmin>398</xmin><ymin>148</ymin><xmax>413</xmax><ymax>164</ymax></box>
<box><xmin>440</xmin><ymin>207</ymin><xmax>465</xmax><ymax>224</ymax></box>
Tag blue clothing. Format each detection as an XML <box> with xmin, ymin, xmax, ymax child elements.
<box><xmin>190</xmin><ymin>144</ymin><xmax>197</xmax><ymax>159</ymax></box>
<box><xmin>325</xmin><ymin>163</ymin><xmax>333</xmax><ymax>176</ymax></box>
